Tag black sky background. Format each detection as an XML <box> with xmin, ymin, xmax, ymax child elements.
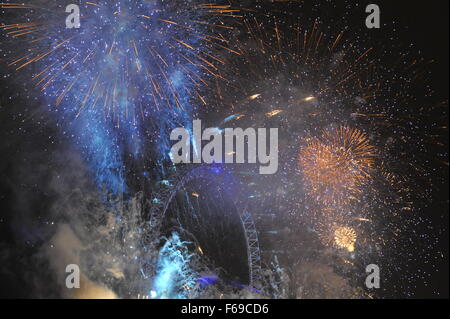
<box><xmin>0</xmin><ymin>0</ymin><xmax>448</xmax><ymax>298</ymax></box>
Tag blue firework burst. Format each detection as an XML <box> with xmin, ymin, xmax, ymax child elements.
<box><xmin>1</xmin><ymin>0</ymin><xmax>239</xmax><ymax>193</ymax></box>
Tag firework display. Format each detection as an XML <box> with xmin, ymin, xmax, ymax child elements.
<box><xmin>0</xmin><ymin>0</ymin><xmax>448</xmax><ymax>302</ymax></box>
<box><xmin>197</xmin><ymin>10</ymin><xmax>448</xmax><ymax>298</ymax></box>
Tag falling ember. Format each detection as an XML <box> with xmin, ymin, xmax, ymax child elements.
<box><xmin>266</xmin><ymin>110</ymin><xmax>283</xmax><ymax>118</ymax></box>
<box><xmin>298</xmin><ymin>126</ymin><xmax>376</xmax><ymax>206</ymax></box>
<box><xmin>249</xmin><ymin>94</ymin><xmax>261</xmax><ymax>100</ymax></box>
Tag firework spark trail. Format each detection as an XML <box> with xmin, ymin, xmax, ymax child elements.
<box><xmin>1</xmin><ymin>0</ymin><xmax>241</xmax><ymax>193</ymax></box>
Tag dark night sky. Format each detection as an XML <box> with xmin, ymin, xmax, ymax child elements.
<box><xmin>0</xmin><ymin>0</ymin><xmax>448</xmax><ymax>299</ymax></box>
<box><xmin>381</xmin><ymin>0</ymin><xmax>449</xmax><ymax>298</ymax></box>
<box><xmin>383</xmin><ymin>0</ymin><xmax>449</xmax><ymax>298</ymax></box>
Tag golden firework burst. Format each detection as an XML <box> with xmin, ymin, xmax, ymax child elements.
<box><xmin>334</xmin><ymin>226</ymin><xmax>357</xmax><ymax>252</ymax></box>
<box><xmin>299</xmin><ymin>126</ymin><xmax>376</xmax><ymax>206</ymax></box>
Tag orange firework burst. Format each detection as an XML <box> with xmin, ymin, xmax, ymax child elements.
<box><xmin>299</xmin><ymin>126</ymin><xmax>376</xmax><ymax>206</ymax></box>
